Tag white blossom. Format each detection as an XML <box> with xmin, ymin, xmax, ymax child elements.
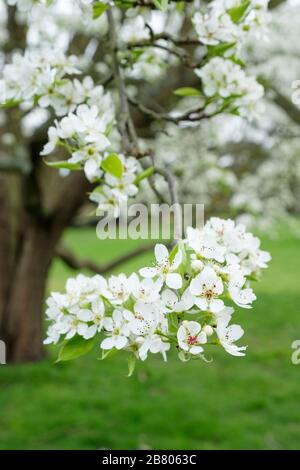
<box><xmin>101</xmin><ymin>309</ymin><xmax>130</xmax><ymax>351</ymax></box>
<box><xmin>190</xmin><ymin>266</ymin><xmax>225</xmax><ymax>313</ymax></box>
<box><xmin>139</xmin><ymin>243</ymin><xmax>183</xmax><ymax>289</ymax></box>
<box><xmin>216</xmin><ymin>317</ymin><xmax>247</xmax><ymax>356</ymax></box>
<box><xmin>177</xmin><ymin>321</ymin><xmax>207</xmax><ymax>355</ymax></box>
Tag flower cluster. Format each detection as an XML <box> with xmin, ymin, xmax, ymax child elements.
<box><xmin>0</xmin><ymin>44</ymin><xmax>140</xmax><ymax>218</ymax></box>
<box><xmin>189</xmin><ymin>0</ymin><xmax>269</xmax><ymax>119</ymax></box>
<box><xmin>193</xmin><ymin>0</ymin><xmax>270</xmax><ymax>48</ymax></box>
<box><xmin>41</xmin><ymin>100</ymin><xmax>113</xmax><ymax>180</ymax></box>
<box><xmin>196</xmin><ymin>57</ymin><xmax>264</xmax><ymax>117</ymax></box>
<box><xmin>45</xmin><ymin>217</ymin><xmax>270</xmax><ymax>368</ymax></box>
<box><xmin>89</xmin><ymin>155</ymin><xmax>139</xmax><ymax>217</ymax></box>
<box><xmin>0</xmin><ymin>50</ymin><xmax>81</xmax><ymax>113</ymax></box>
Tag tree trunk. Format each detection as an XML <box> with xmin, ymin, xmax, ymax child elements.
<box><xmin>0</xmin><ymin>170</ymin><xmax>91</xmax><ymax>363</ymax></box>
<box><xmin>0</xmin><ymin>217</ymin><xmax>54</xmax><ymax>363</ymax></box>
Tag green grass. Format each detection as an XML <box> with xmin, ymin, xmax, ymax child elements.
<box><xmin>0</xmin><ymin>228</ymin><xmax>300</xmax><ymax>450</ymax></box>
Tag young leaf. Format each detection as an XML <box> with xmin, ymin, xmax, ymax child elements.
<box><xmin>101</xmin><ymin>153</ymin><xmax>123</xmax><ymax>179</ymax></box>
<box><xmin>228</xmin><ymin>1</ymin><xmax>250</xmax><ymax>24</ymax></box>
<box><xmin>44</xmin><ymin>160</ymin><xmax>81</xmax><ymax>170</ymax></box>
<box><xmin>104</xmin><ymin>120</ymin><xmax>114</xmax><ymax>137</ymax></box>
<box><xmin>174</xmin><ymin>87</ymin><xmax>202</xmax><ymax>97</ymax></box>
<box><xmin>0</xmin><ymin>99</ymin><xmax>21</xmax><ymax>109</ymax></box>
<box><xmin>127</xmin><ymin>354</ymin><xmax>136</xmax><ymax>377</ymax></box>
<box><xmin>134</xmin><ymin>166</ymin><xmax>154</xmax><ymax>185</ymax></box>
<box><xmin>57</xmin><ymin>335</ymin><xmax>96</xmax><ymax>362</ymax></box>
<box><xmin>93</xmin><ymin>2</ymin><xmax>108</xmax><ymax>19</ymax></box>
<box><xmin>167</xmin><ymin>313</ymin><xmax>179</xmax><ymax>334</ymax></box>
<box><xmin>207</xmin><ymin>42</ymin><xmax>236</xmax><ymax>58</ymax></box>
<box><xmin>101</xmin><ymin>296</ymin><xmax>115</xmax><ymax>316</ymax></box>
<box><xmin>176</xmin><ymin>1</ymin><xmax>184</xmax><ymax>14</ymax></box>
<box><xmin>152</xmin><ymin>0</ymin><xmax>169</xmax><ymax>12</ymax></box>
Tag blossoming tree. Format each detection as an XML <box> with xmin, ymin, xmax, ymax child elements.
<box><xmin>0</xmin><ymin>0</ymin><xmax>274</xmax><ymax>364</ymax></box>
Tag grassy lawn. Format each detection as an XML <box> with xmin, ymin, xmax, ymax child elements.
<box><xmin>0</xmin><ymin>227</ymin><xmax>300</xmax><ymax>450</ymax></box>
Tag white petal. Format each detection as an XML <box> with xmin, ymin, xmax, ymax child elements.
<box><xmin>77</xmin><ymin>309</ymin><xmax>92</xmax><ymax>322</ymax></box>
<box><xmin>83</xmin><ymin>325</ymin><xmax>97</xmax><ymax>339</ymax></box>
<box><xmin>210</xmin><ymin>299</ymin><xmax>225</xmax><ymax>313</ymax></box>
<box><xmin>172</xmin><ymin>249</ymin><xmax>183</xmax><ymax>269</ymax></box>
<box><xmin>115</xmin><ymin>335</ymin><xmax>128</xmax><ymax>350</ymax></box>
<box><xmin>166</xmin><ymin>273</ymin><xmax>182</xmax><ymax>289</ymax></box>
<box><xmin>112</xmin><ymin>309</ymin><xmax>123</xmax><ymax>324</ymax></box>
<box><xmin>189</xmin><ymin>275</ymin><xmax>202</xmax><ymax>295</ymax></box>
<box><xmin>161</xmin><ymin>289</ymin><xmax>178</xmax><ymax>307</ymax></box>
<box><xmin>177</xmin><ymin>325</ymin><xmax>187</xmax><ymax>341</ymax></box>
<box><xmin>95</xmin><ymin>134</ymin><xmax>110</xmax><ymax>150</ymax></box>
<box><xmin>188</xmin><ymin>321</ymin><xmax>201</xmax><ymax>336</ymax></box>
<box><xmin>194</xmin><ymin>297</ymin><xmax>208</xmax><ymax>311</ymax></box>
<box><xmin>100</xmin><ymin>337</ymin><xmax>114</xmax><ymax>350</ymax></box>
<box><xmin>227</xmin><ymin>324</ymin><xmax>244</xmax><ymax>342</ymax></box>
<box><xmin>181</xmin><ymin>288</ymin><xmax>195</xmax><ymax>310</ymax></box>
<box><xmin>155</xmin><ymin>244</ymin><xmax>169</xmax><ymax>263</ymax></box>
<box><xmin>189</xmin><ymin>345</ymin><xmax>204</xmax><ymax>355</ymax></box>
<box><xmin>139</xmin><ymin>267</ymin><xmax>157</xmax><ymax>278</ymax></box>
<box><xmin>197</xmin><ymin>331</ymin><xmax>207</xmax><ymax>344</ymax></box>
<box><xmin>103</xmin><ymin>317</ymin><xmax>113</xmax><ymax>331</ymax></box>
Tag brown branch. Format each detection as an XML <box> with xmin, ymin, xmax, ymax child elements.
<box><xmin>106</xmin><ymin>6</ymin><xmax>182</xmax><ymax>236</ymax></box>
<box><xmin>55</xmin><ymin>243</ymin><xmax>156</xmax><ymax>275</ymax></box>
<box><xmin>128</xmin><ymin>96</ymin><xmax>205</xmax><ymax>123</ymax></box>
<box><xmin>107</xmin><ymin>8</ymin><xmax>139</xmax><ymax>153</ymax></box>
<box><xmin>126</xmin><ymin>33</ymin><xmax>204</xmax><ymax>68</ymax></box>
<box><xmin>133</xmin><ymin>0</ymin><xmax>193</xmax><ymax>8</ymax></box>
<box><xmin>269</xmin><ymin>0</ymin><xmax>286</xmax><ymax>9</ymax></box>
<box><xmin>133</xmin><ymin>32</ymin><xmax>203</xmax><ymax>47</ymax></box>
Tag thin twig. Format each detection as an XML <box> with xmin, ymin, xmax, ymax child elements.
<box><xmin>128</xmin><ymin>96</ymin><xmax>205</xmax><ymax>123</ymax></box>
<box><xmin>56</xmin><ymin>243</ymin><xmax>156</xmax><ymax>275</ymax></box>
<box><xmin>127</xmin><ymin>32</ymin><xmax>203</xmax><ymax>47</ymax></box>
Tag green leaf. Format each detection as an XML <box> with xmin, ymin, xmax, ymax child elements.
<box><xmin>174</xmin><ymin>87</ymin><xmax>202</xmax><ymax>97</ymax></box>
<box><xmin>176</xmin><ymin>1</ymin><xmax>184</xmax><ymax>14</ymax></box>
<box><xmin>93</xmin><ymin>2</ymin><xmax>108</xmax><ymax>19</ymax></box>
<box><xmin>57</xmin><ymin>335</ymin><xmax>96</xmax><ymax>362</ymax></box>
<box><xmin>207</xmin><ymin>42</ymin><xmax>236</xmax><ymax>58</ymax></box>
<box><xmin>101</xmin><ymin>153</ymin><xmax>123</xmax><ymax>179</ymax></box>
<box><xmin>169</xmin><ymin>243</ymin><xmax>179</xmax><ymax>265</ymax></box>
<box><xmin>152</xmin><ymin>0</ymin><xmax>169</xmax><ymax>11</ymax></box>
<box><xmin>44</xmin><ymin>160</ymin><xmax>81</xmax><ymax>170</ymax></box>
<box><xmin>228</xmin><ymin>55</ymin><xmax>246</xmax><ymax>67</ymax></box>
<box><xmin>101</xmin><ymin>296</ymin><xmax>115</xmax><ymax>316</ymax></box>
<box><xmin>228</xmin><ymin>1</ymin><xmax>250</xmax><ymax>23</ymax></box>
<box><xmin>104</xmin><ymin>120</ymin><xmax>114</xmax><ymax>137</ymax></box>
<box><xmin>127</xmin><ymin>354</ymin><xmax>136</xmax><ymax>377</ymax></box>
<box><xmin>115</xmin><ymin>0</ymin><xmax>136</xmax><ymax>7</ymax></box>
<box><xmin>0</xmin><ymin>99</ymin><xmax>21</xmax><ymax>109</ymax></box>
<box><xmin>134</xmin><ymin>166</ymin><xmax>154</xmax><ymax>185</ymax></box>
<box><xmin>100</xmin><ymin>348</ymin><xmax>118</xmax><ymax>360</ymax></box>
<box><xmin>167</xmin><ymin>313</ymin><xmax>179</xmax><ymax>335</ymax></box>
<box><xmin>123</xmin><ymin>296</ymin><xmax>135</xmax><ymax>312</ymax></box>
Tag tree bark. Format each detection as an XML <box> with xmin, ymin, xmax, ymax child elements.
<box><xmin>0</xmin><ymin>170</ymin><xmax>91</xmax><ymax>363</ymax></box>
<box><xmin>0</xmin><ymin>218</ymin><xmax>53</xmax><ymax>362</ymax></box>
